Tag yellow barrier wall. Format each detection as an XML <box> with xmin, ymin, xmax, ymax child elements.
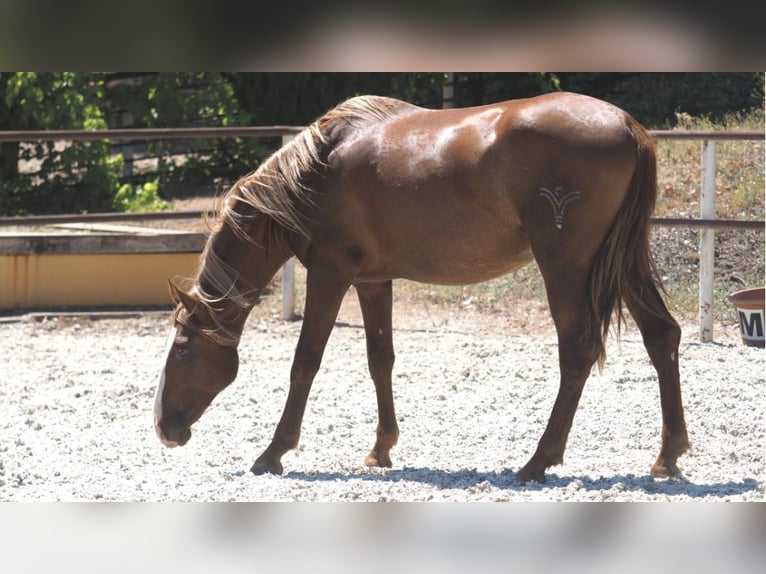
<box><xmin>0</xmin><ymin>252</ymin><xmax>200</xmax><ymax>309</ymax></box>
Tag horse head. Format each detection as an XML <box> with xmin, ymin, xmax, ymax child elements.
<box><xmin>153</xmin><ymin>281</ymin><xmax>240</xmax><ymax>448</ymax></box>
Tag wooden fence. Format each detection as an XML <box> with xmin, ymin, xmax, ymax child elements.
<box><xmin>0</xmin><ymin>127</ymin><xmax>763</xmax><ymax>342</ymax></box>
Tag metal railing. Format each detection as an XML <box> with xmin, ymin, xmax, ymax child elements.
<box><xmin>0</xmin><ymin>126</ymin><xmax>302</xmax><ymax>142</ymax></box>
<box><xmin>649</xmin><ymin>131</ymin><xmax>764</xmax><ymax>342</ymax></box>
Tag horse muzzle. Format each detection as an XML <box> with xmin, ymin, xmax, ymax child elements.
<box><xmin>155</xmin><ymin>422</ymin><xmax>192</xmax><ymax>448</ymax></box>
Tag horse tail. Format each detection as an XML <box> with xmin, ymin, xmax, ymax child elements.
<box><xmin>587</xmin><ymin>116</ymin><xmax>668</xmax><ymax>368</ymax></box>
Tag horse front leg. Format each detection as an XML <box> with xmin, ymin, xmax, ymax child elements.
<box><xmin>356</xmin><ymin>280</ymin><xmax>399</xmax><ymax>468</ymax></box>
<box><xmin>251</xmin><ymin>266</ymin><xmax>352</xmax><ymax>475</ymax></box>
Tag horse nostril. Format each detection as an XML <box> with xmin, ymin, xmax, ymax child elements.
<box><xmin>176</xmin><ymin>427</ymin><xmax>192</xmax><ymax>446</ymax></box>
<box><xmin>156</xmin><ymin>421</ymin><xmax>192</xmax><ymax>448</ymax></box>
<box><xmin>156</xmin><ymin>424</ymin><xmax>178</xmax><ymax>447</ymax></box>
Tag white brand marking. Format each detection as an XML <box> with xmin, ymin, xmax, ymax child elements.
<box><xmin>539</xmin><ymin>187</ymin><xmax>582</xmax><ymax>230</ymax></box>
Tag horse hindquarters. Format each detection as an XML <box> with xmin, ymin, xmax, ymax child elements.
<box><xmin>517</xmin><ymin>116</ymin><xmax>688</xmax><ymax>481</ymax></box>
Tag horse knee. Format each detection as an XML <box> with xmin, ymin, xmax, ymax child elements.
<box><xmin>367</xmin><ymin>346</ymin><xmax>395</xmax><ymax>380</ymax></box>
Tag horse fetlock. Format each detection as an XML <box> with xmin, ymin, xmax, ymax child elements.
<box><xmin>366</xmin><ymin>427</ymin><xmax>398</xmax><ymax>467</ymax></box>
<box><xmin>650</xmin><ymin>458</ymin><xmax>682</xmax><ymax>478</ymax></box>
<box><xmin>376</xmin><ymin>425</ymin><xmax>399</xmax><ymax>445</ymax></box>
<box><xmin>665</xmin><ymin>432</ymin><xmax>691</xmax><ymax>455</ymax></box>
<box><xmin>517</xmin><ymin>448</ymin><xmax>565</xmax><ymax>483</ymax></box>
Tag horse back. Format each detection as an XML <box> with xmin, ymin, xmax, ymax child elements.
<box><xmin>303</xmin><ymin>93</ymin><xmax>644</xmax><ymax>284</ymax></box>
<box><xmin>324</xmin><ymin>91</ymin><xmax>638</xmax><ymax>203</ymax></box>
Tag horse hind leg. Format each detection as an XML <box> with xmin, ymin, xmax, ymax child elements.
<box><xmin>517</xmin><ymin>269</ymin><xmax>602</xmax><ymax>483</ymax></box>
<box><xmin>356</xmin><ymin>281</ymin><xmax>399</xmax><ymax>468</ymax></box>
<box><xmin>625</xmin><ymin>280</ymin><xmax>690</xmax><ymax>477</ymax></box>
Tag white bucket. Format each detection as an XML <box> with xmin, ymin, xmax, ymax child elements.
<box><xmin>728</xmin><ymin>287</ymin><xmax>765</xmax><ymax>348</ymax></box>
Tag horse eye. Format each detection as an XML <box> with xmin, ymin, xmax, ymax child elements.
<box><xmin>175</xmin><ymin>346</ymin><xmax>191</xmax><ymax>360</ymax></box>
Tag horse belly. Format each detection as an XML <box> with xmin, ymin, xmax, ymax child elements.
<box><xmin>403</xmin><ymin>251</ymin><xmax>533</xmax><ymax>285</ymax></box>
<box><xmin>366</xmin><ymin>217</ymin><xmax>533</xmax><ymax>286</ymax></box>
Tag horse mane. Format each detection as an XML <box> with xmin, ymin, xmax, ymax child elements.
<box><xmin>172</xmin><ymin>243</ymin><xmax>256</xmax><ymax>346</ymax></box>
<box><xmin>220</xmin><ymin>95</ymin><xmax>415</xmax><ymax>242</ymax></box>
<box><xmin>318</xmin><ymin>95</ymin><xmax>416</xmax><ymax>130</ymax></box>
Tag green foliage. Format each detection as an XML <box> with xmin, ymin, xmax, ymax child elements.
<box><xmin>0</xmin><ymin>72</ymin><xmax>271</xmax><ymax>215</ymax></box>
<box><xmin>712</xmin><ymin>109</ymin><xmax>764</xmax><ymax>218</ymax></box>
<box><xmin>1</xmin><ymin>73</ymin><xmax>763</xmax><ymax>217</ymax></box>
<box><xmin>552</xmin><ymin>72</ymin><xmax>764</xmax><ymax>127</ymax></box>
<box><xmin>453</xmin><ymin>73</ymin><xmax>561</xmax><ymax>106</ymax></box>
<box><xmin>654</xmin><ymin>107</ymin><xmax>764</xmax><ymax>221</ymax></box>
<box><xmin>0</xmin><ymin>72</ymin><xmax>123</xmax><ymax>215</ymax></box>
<box><xmin>106</xmin><ymin>73</ymin><xmax>268</xmax><ymax>198</ymax></box>
<box><xmin>224</xmin><ymin>73</ymin><xmax>447</xmax><ymax>125</ymax></box>
<box><xmin>113</xmin><ymin>180</ymin><xmax>170</xmax><ymax>213</ymax></box>
<box><xmin>111</xmin><ymin>72</ymin><xmax>242</xmax><ymax>129</ymax></box>
<box><xmin>734</xmin><ymin>179</ymin><xmax>762</xmax><ymax>213</ymax></box>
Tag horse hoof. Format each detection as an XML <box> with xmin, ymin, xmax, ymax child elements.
<box><xmin>650</xmin><ymin>460</ymin><xmax>683</xmax><ymax>479</ymax></box>
<box><xmin>251</xmin><ymin>459</ymin><xmax>283</xmax><ymax>476</ymax></box>
<box><xmin>516</xmin><ymin>464</ymin><xmax>547</xmax><ymax>484</ymax></box>
<box><xmin>364</xmin><ymin>452</ymin><xmax>393</xmax><ymax>468</ymax></box>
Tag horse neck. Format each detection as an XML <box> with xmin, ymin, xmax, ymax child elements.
<box><xmin>195</xmin><ymin>216</ymin><xmax>293</xmax><ymax>340</ymax></box>
<box><xmin>227</xmin><ymin>215</ymin><xmax>293</xmax><ymax>291</ymax></box>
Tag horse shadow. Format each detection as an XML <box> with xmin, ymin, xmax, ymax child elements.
<box><xmin>281</xmin><ymin>466</ymin><xmax>761</xmax><ymax>499</ymax></box>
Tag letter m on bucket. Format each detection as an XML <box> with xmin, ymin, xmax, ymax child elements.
<box><xmin>738</xmin><ymin>309</ymin><xmax>764</xmax><ymax>341</ymax></box>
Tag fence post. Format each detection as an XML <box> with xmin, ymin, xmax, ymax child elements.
<box><xmin>281</xmin><ymin>256</ymin><xmax>296</xmax><ymax>320</ymax></box>
<box><xmin>442</xmin><ymin>73</ymin><xmax>454</xmax><ymax>109</ymax></box>
<box><xmin>280</xmin><ymin>134</ymin><xmax>297</xmax><ymax>320</ymax></box>
<box><xmin>699</xmin><ymin>140</ymin><xmax>716</xmax><ymax>342</ymax></box>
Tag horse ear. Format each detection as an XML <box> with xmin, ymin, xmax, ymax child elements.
<box><xmin>168</xmin><ymin>279</ymin><xmax>181</xmax><ymax>304</ymax></box>
<box><xmin>168</xmin><ymin>279</ymin><xmax>198</xmax><ymax>311</ymax></box>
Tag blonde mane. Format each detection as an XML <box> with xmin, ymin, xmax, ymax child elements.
<box><xmin>172</xmin><ymin>243</ymin><xmax>256</xmax><ymax>346</ymax></box>
<box><xmin>220</xmin><ymin>95</ymin><xmax>415</xmax><ymax>242</ymax></box>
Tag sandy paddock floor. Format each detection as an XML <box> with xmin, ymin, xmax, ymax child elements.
<box><xmin>0</xmin><ymin>302</ymin><xmax>763</xmax><ymax>501</ymax></box>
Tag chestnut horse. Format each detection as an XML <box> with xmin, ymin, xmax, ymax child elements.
<box><xmin>154</xmin><ymin>92</ymin><xmax>689</xmax><ymax>482</ymax></box>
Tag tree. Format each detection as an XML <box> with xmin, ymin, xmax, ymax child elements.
<box><xmin>2</xmin><ymin>72</ymin><xmax>761</xmax><ymax>216</ymax></box>
<box><xmin>552</xmin><ymin>73</ymin><xmax>764</xmax><ymax>126</ymax></box>
<box><xmin>0</xmin><ymin>72</ymin><xmax>122</xmax><ymax>215</ymax></box>
<box><xmin>0</xmin><ymin>72</ymin><xmax>269</xmax><ymax>215</ymax></box>
<box><xmin>104</xmin><ymin>72</ymin><xmax>268</xmax><ymax>198</ymax></box>
<box><xmin>452</xmin><ymin>73</ymin><xmax>561</xmax><ymax>107</ymax></box>
<box><xmin>224</xmin><ymin>73</ymin><xmax>446</xmax><ymax>125</ymax></box>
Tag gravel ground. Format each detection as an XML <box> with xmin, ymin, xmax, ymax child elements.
<box><xmin>0</xmin><ymin>307</ymin><xmax>763</xmax><ymax>501</ymax></box>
